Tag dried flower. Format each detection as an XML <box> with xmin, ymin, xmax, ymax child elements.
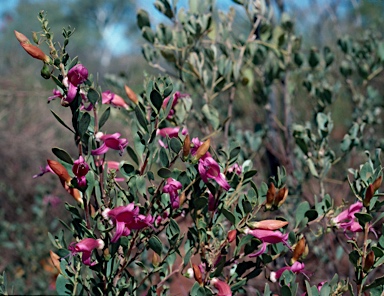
<box><xmin>47</xmin><ymin>159</ymin><xmax>82</xmax><ymax>204</ymax></box>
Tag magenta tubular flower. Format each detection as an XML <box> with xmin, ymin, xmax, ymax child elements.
<box><xmin>244</xmin><ymin>228</ymin><xmax>290</xmax><ymax>257</ymax></box>
<box><xmin>332</xmin><ymin>201</ymin><xmax>363</xmax><ymax>225</ymax></box>
<box><xmin>198</xmin><ymin>156</ymin><xmax>230</xmax><ymax>191</ymax></box>
<box><xmin>67</xmin><ymin>64</ymin><xmax>88</xmax><ymax>86</ymax></box>
<box><xmin>331</xmin><ymin>201</ymin><xmax>376</xmax><ymax>237</ymax></box>
<box><xmin>163</xmin><ymin>178</ymin><xmax>183</xmax><ymax>209</ymax></box>
<box><xmin>68</xmin><ymin>238</ymin><xmax>104</xmax><ymax>266</ymax></box>
<box><xmin>62</xmin><ymin>64</ymin><xmax>89</xmax><ymax>103</ymax></box>
<box><xmin>102</xmin><ymin>204</ymin><xmax>153</xmax><ymax>243</ymax></box>
<box><xmin>162</xmin><ymin>91</ymin><xmax>189</xmax><ymax>119</ymax></box>
<box><xmin>72</xmin><ymin>156</ymin><xmax>89</xmax><ymax>187</ymax></box>
<box><xmin>48</xmin><ymin>89</ymin><xmax>64</xmax><ymax>103</ymax></box>
<box><xmin>270</xmin><ymin>261</ymin><xmax>307</xmax><ymax>282</ymax></box>
<box><xmin>91</xmin><ymin>132</ymin><xmax>128</xmax><ymax>156</ymax></box>
<box><xmin>102</xmin><ymin>90</ymin><xmax>128</xmax><ymax>109</ymax></box>
<box><xmin>211</xmin><ymin>278</ymin><xmax>232</xmax><ymax>296</ymax></box>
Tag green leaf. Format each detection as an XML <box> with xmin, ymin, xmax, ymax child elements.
<box><xmin>137</xmin><ymin>9</ymin><xmax>151</xmax><ymax>29</ymax></box>
<box><xmin>355</xmin><ymin>213</ymin><xmax>373</xmax><ymax>227</ymax></box>
<box><xmin>229</xmin><ymin>146</ymin><xmax>241</xmax><ymax>164</ymax></box>
<box><xmin>56</xmin><ymin>274</ymin><xmax>72</xmax><ymax>295</ymax></box>
<box><xmin>148</xmin><ymin>236</ymin><xmax>163</xmax><ymax>255</ymax></box>
<box><xmin>281</xmin><ymin>285</ymin><xmax>292</xmax><ymax>296</ymax></box>
<box><xmin>78</xmin><ymin>112</ymin><xmax>91</xmax><ymax>136</ymax></box>
<box><xmin>99</xmin><ymin>107</ymin><xmax>110</xmax><ymax>129</ymax></box>
<box><xmin>222</xmin><ymin>208</ymin><xmax>236</xmax><ymax>225</ymax></box>
<box><xmin>202</xmin><ymin>104</ymin><xmax>220</xmax><ymax>130</ymax></box>
<box><xmin>135</xmin><ymin>104</ymin><xmax>149</xmax><ymax>132</ymax></box>
<box><xmin>50</xmin><ymin>109</ymin><xmax>75</xmax><ymax>133</ymax></box>
<box><xmin>52</xmin><ymin>147</ymin><xmax>73</xmax><ymax>164</ymax></box>
<box><xmin>158</xmin><ymin>167</ymin><xmax>172</xmax><ymax>178</ymax></box>
<box><xmin>170</xmin><ymin>137</ymin><xmax>182</xmax><ymax>153</ymax></box>
<box><xmin>87</xmin><ymin>88</ymin><xmax>100</xmax><ymax>105</ymax></box>
<box><xmin>127</xmin><ymin>146</ymin><xmax>140</xmax><ymax>165</ymax></box>
<box><xmin>120</xmin><ymin>163</ymin><xmax>135</xmax><ymax>178</ymax></box>
<box><xmin>295</xmin><ymin>201</ymin><xmax>310</xmax><ymax>228</ymax></box>
<box><xmin>150</xmin><ymin>89</ymin><xmax>163</xmax><ymax>112</ymax></box>
<box><xmin>159</xmin><ymin>147</ymin><xmax>169</xmax><ymax>167</ymax></box>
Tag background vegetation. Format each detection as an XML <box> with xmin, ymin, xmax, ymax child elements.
<box><xmin>0</xmin><ymin>0</ymin><xmax>383</xmax><ymax>294</ymax></box>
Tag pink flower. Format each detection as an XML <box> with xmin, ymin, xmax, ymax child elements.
<box><xmin>68</xmin><ymin>238</ymin><xmax>104</xmax><ymax>266</ymax></box>
<box><xmin>102</xmin><ymin>204</ymin><xmax>154</xmax><ymax>243</ymax></box>
<box><xmin>48</xmin><ymin>89</ymin><xmax>64</xmax><ymax>102</ymax></box>
<box><xmin>211</xmin><ymin>278</ymin><xmax>232</xmax><ymax>296</ymax></box>
<box><xmin>208</xmin><ymin>191</ymin><xmax>216</xmax><ymax>211</ymax></box>
<box><xmin>198</xmin><ymin>156</ymin><xmax>230</xmax><ymax>191</ymax></box>
<box><xmin>228</xmin><ymin>163</ymin><xmax>242</xmax><ymax>175</ymax></box>
<box><xmin>61</xmin><ymin>64</ymin><xmax>88</xmax><ymax>103</ymax></box>
<box><xmin>33</xmin><ymin>165</ymin><xmax>53</xmax><ymax>178</ymax></box>
<box><xmin>332</xmin><ymin>201</ymin><xmax>363</xmax><ymax>225</ymax></box>
<box><xmin>67</xmin><ymin>64</ymin><xmax>88</xmax><ymax>87</ymax></box>
<box><xmin>162</xmin><ymin>91</ymin><xmax>189</xmax><ymax>119</ymax></box>
<box><xmin>331</xmin><ymin>201</ymin><xmax>376</xmax><ymax>237</ymax></box>
<box><xmin>163</xmin><ymin>178</ymin><xmax>183</xmax><ymax>209</ymax></box>
<box><xmin>190</xmin><ymin>137</ymin><xmax>231</xmax><ymax>191</ymax></box>
<box><xmin>102</xmin><ymin>90</ymin><xmax>128</xmax><ymax>109</ymax></box>
<box><xmin>244</xmin><ymin>228</ymin><xmax>290</xmax><ymax>257</ymax></box>
<box><xmin>270</xmin><ymin>261</ymin><xmax>307</xmax><ymax>282</ymax></box>
<box><xmin>91</xmin><ymin>132</ymin><xmax>128</xmax><ymax>156</ymax></box>
<box><xmin>157</xmin><ymin>126</ymin><xmax>188</xmax><ymax>148</ymax></box>
<box><xmin>301</xmin><ymin>281</ymin><xmax>325</xmax><ymax>296</ymax></box>
<box><xmin>72</xmin><ymin>156</ymin><xmax>89</xmax><ymax>187</ymax></box>
<box><xmin>191</xmin><ymin>137</ymin><xmax>206</xmax><ymax>156</ymax></box>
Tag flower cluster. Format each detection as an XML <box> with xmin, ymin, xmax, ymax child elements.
<box><xmin>191</xmin><ymin>137</ymin><xmax>230</xmax><ymax>191</ymax></box>
<box><xmin>102</xmin><ymin>203</ymin><xmax>153</xmax><ymax>243</ymax></box>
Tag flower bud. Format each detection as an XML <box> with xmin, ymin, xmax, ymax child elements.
<box><xmin>194</xmin><ymin>138</ymin><xmax>211</xmax><ymax>161</ymax></box>
<box><xmin>363</xmin><ymin>250</ymin><xmax>375</xmax><ymax>272</ymax></box>
<box><xmin>227</xmin><ymin>229</ymin><xmax>237</xmax><ymax>243</ymax></box>
<box><xmin>291</xmin><ymin>236</ymin><xmax>307</xmax><ymax>264</ymax></box>
<box><xmin>47</xmin><ymin>159</ymin><xmax>83</xmax><ymax>204</ymax></box>
<box><xmin>364</xmin><ymin>184</ymin><xmax>375</xmax><ymax>207</ymax></box>
<box><xmin>248</xmin><ymin>220</ymin><xmax>288</xmax><ymax>230</ymax></box>
<box><xmin>179</xmin><ymin>191</ymin><xmax>187</xmax><ymax>206</ymax></box>
<box><xmin>14</xmin><ymin>30</ymin><xmax>29</xmax><ymax>43</ymax></box>
<box><xmin>182</xmin><ymin>134</ymin><xmax>191</xmax><ymax>160</ymax></box>
<box><xmin>49</xmin><ymin>250</ymin><xmax>61</xmax><ymax>274</ymax></box>
<box><xmin>265</xmin><ymin>182</ymin><xmax>276</xmax><ymax>210</ymax></box>
<box><xmin>20</xmin><ymin>42</ymin><xmax>50</xmax><ymax>63</ymax></box>
<box><xmin>124</xmin><ymin>84</ymin><xmax>138</xmax><ymax>105</ymax></box>
<box><xmin>276</xmin><ymin>187</ymin><xmax>288</xmax><ymax>207</ymax></box>
<box><xmin>152</xmin><ymin>252</ymin><xmax>160</xmax><ymax>267</ymax></box>
<box><xmin>32</xmin><ymin>31</ymin><xmax>39</xmax><ymax>44</ymax></box>
<box><xmin>41</xmin><ymin>63</ymin><xmax>51</xmax><ymax>79</ymax></box>
<box><xmin>372</xmin><ymin>176</ymin><xmax>382</xmax><ymax>192</ymax></box>
<box><xmin>192</xmin><ymin>263</ymin><xmax>203</xmax><ymax>285</ymax></box>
